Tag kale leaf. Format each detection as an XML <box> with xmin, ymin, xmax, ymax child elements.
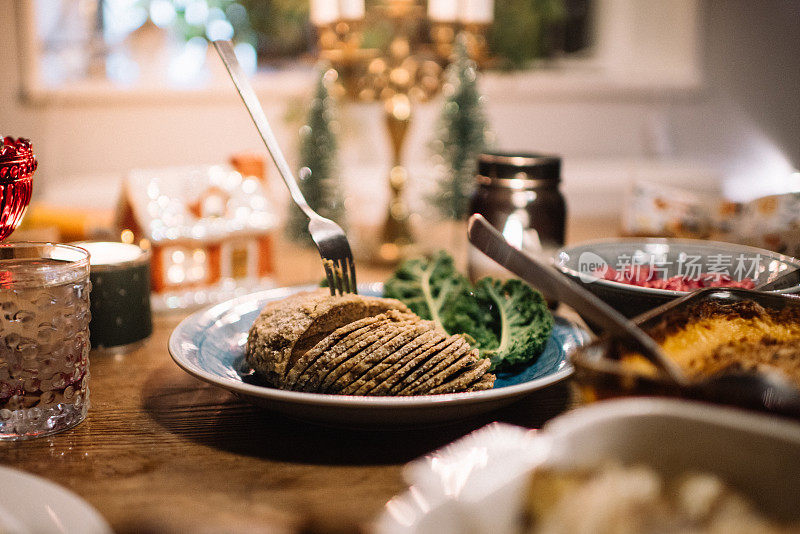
<box><xmin>384</xmin><ymin>252</ymin><xmax>554</xmax><ymax>372</ymax></box>
<box><xmin>383</xmin><ymin>250</ymin><xmax>476</xmax><ymax>333</ymax></box>
<box><xmin>472</xmin><ymin>278</ymin><xmax>554</xmax><ymax>371</ymax></box>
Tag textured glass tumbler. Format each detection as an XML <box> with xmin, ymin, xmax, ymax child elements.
<box><xmin>0</xmin><ymin>243</ymin><xmax>91</xmax><ymax>440</ymax></box>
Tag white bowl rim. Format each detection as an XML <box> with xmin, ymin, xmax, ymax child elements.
<box><xmin>554</xmin><ymin>236</ymin><xmax>800</xmax><ymax>297</ymax></box>
<box><xmin>544</xmin><ymin>396</ymin><xmax>800</xmax><ymax>444</ymax></box>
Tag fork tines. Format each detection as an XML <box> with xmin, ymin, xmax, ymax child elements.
<box><xmin>322</xmin><ymin>257</ymin><xmax>358</xmax><ymax>296</ymax></box>
<box><xmin>321</xmin><ymin>255</ymin><xmax>357</xmax><ymax>297</ymax></box>
<box><xmin>340</xmin><ymin>256</ymin><xmax>357</xmax><ymax>294</ymax></box>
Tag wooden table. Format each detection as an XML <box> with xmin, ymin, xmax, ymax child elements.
<box><xmin>0</xmin><ymin>218</ymin><xmax>616</xmax><ymax>534</ymax></box>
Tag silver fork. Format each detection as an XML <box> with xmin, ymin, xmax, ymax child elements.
<box><xmin>213</xmin><ymin>40</ymin><xmax>357</xmax><ymax>295</ymax></box>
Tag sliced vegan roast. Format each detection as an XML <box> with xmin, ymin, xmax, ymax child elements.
<box><xmin>246</xmin><ymin>289</ymin><xmax>495</xmax><ymax>395</ymax></box>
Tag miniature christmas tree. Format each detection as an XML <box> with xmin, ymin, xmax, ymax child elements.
<box><xmin>286</xmin><ymin>68</ymin><xmax>346</xmax><ymax>245</ymax></box>
<box><xmin>430</xmin><ymin>33</ymin><xmax>489</xmax><ymax>221</ymax></box>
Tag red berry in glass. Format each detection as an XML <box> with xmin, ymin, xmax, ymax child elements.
<box><xmin>0</xmin><ymin>137</ymin><xmax>36</xmax><ymax>241</ymax></box>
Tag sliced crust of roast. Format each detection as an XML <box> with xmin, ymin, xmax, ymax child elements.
<box><xmin>298</xmin><ymin>312</ymin><xmax>419</xmax><ymax>392</ymax></box>
<box><xmin>465</xmin><ymin>373</ymin><xmax>496</xmax><ymax>392</ymax></box>
<box><xmin>325</xmin><ymin>321</ymin><xmax>434</xmax><ymax>394</ymax></box>
<box><xmin>398</xmin><ymin>342</ymin><xmax>474</xmax><ymax>395</ymax></box>
<box><xmin>295</xmin><ymin>319</ymin><xmax>401</xmax><ymax>392</ymax></box>
<box><xmin>314</xmin><ymin>318</ymin><xmax>420</xmax><ymax>393</ymax></box>
<box><xmin>350</xmin><ymin>331</ymin><xmax>446</xmax><ymax>396</ymax></box>
<box><xmin>246</xmin><ymin>289</ymin><xmax>410</xmax><ymax>385</ymax></box>
<box><xmin>283</xmin><ymin>314</ymin><xmax>391</xmax><ymax>390</ymax></box>
<box><xmin>283</xmin><ymin>310</ymin><xmax>414</xmax><ymax>390</ymax></box>
<box><xmin>367</xmin><ymin>334</ymin><xmax>462</xmax><ymax>396</ymax></box>
<box><xmin>377</xmin><ymin>335</ymin><xmax>463</xmax><ymax>396</ymax></box>
<box><xmin>426</xmin><ymin>358</ymin><xmax>492</xmax><ymax>395</ymax></box>
<box><xmin>390</xmin><ymin>336</ymin><xmax>471</xmax><ymax>395</ymax></box>
<box><xmin>341</xmin><ymin>328</ymin><xmax>440</xmax><ymax>395</ymax></box>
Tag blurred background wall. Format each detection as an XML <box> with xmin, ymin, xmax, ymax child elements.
<box><xmin>672</xmin><ymin>0</ymin><xmax>799</xmax><ymax>200</ymax></box>
<box><xmin>0</xmin><ymin>0</ymin><xmax>797</xmax><ymax>226</ymax></box>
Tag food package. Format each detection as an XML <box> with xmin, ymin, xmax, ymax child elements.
<box><xmin>623</xmin><ymin>182</ymin><xmax>800</xmax><ymax>256</ymax></box>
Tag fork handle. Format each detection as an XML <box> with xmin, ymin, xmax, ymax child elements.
<box><xmin>212</xmin><ymin>40</ymin><xmax>318</xmax><ymax>221</ymax></box>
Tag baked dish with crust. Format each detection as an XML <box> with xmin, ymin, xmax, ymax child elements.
<box><xmin>622</xmin><ymin>299</ymin><xmax>800</xmax><ymax>387</ymax></box>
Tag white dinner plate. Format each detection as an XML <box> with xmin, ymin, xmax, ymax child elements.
<box><xmin>0</xmin><ymin>465</ymin><xmax>112</xmax><ymax>534</ymax></box>
<box><xmin>168</xmin><ymin>283</ymin><xmax>589</xmax><ymax>426</ymax></box>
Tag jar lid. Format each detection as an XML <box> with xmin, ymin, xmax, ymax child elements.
<box><xmin>477</xmin><ymin>152</ymin><xmax>561</xmax><ymax>186</ymax></box>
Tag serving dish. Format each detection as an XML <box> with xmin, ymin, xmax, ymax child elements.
<box><xmin>168</xmin><ymin>283</ymin><xmax>589</xmax><ymax>426</ymax></box>
<box><xmin>570</xmin><ymin>287</ymin><xmax>800</xmax><ymax>416</ymax></box>
<box><xmin>0</xmin><ymin>465</ymin><xmax>112</xmax><ymax>534</ymax></box>
<box><xmin>555</xmin><ymin>237</ymin><xmax>800</xmax><ymax>317</ymax></box>
<box><xmin>376</xmin><ymin>397</ymin><xmax>800</xmax><ymax>533</ymax></box>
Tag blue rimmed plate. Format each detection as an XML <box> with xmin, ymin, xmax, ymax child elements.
<box><xmin>168</xmin><ymin>283</ymin><xmax>589</xmax><ymax>426</ymax></box>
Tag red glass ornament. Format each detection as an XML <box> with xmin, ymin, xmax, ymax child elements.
<box><xmin>0</xmin><ymin>137</ymin><xmax>36</xmax><ymax>241</ymax></box>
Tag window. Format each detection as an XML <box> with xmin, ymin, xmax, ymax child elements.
<box><xmin>18</xmin><ymin>0</ymin><xmax>699</xmax><ymax>102</ymax></box>
<box><xmin>221</xmin><ymin>239</ymin><xmax>258</xmax><ymax>280</ymax></box>
<box><xmin>230</xmin><ymin>244</ymin><xmax>249</xmax><ymax>279</ymax></box>
<box><xmin>22</xmin><ymin>1</ymin><xmax>592</xmax><ymax>89</ymax></box>
<box><xmin>162</xmin><ymin>245</ymin><xmax>210</xmax><ymax>286</ymax></box>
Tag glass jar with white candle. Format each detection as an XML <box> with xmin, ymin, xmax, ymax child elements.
<box><xmin>74</xmin><ymin>242</ymin><xmax>152</xmax><ymax>353</ymax></box>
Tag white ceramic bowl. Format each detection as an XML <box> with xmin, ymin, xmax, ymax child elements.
<box><xmin>377</xmin><ymin>398</ymin><xmax>800</xmax><ymax>533</ymax></box>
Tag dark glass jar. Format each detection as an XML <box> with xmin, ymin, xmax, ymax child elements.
<box><xmin>468</xmin><ymin>152</ymin><xmax>567</xmax><ymax>280</ymax></box>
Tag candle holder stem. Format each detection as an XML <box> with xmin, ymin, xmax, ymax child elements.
<box><xmin>313</xmin><ymin>2</ymin><xmax>491</xmax><ymax>264</ymax></box>
<box><xmin>377</xmin><ymin>95</ymin><xmax>415</xmax><ymax>264</ymax></box>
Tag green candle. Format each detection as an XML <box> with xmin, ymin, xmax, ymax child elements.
<box><xmin>75</xmin><ymin>242</ymin><xmax>152</xmax><ymax>352</ymax></box>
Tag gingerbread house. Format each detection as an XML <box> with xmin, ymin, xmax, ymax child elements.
<box><xmin>117</xmin><ymin>164</ymin><xmax>277</xmax><ymax>296</ymax></box>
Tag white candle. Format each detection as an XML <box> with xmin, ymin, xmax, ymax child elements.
<box><xmin>460</xmin><ymin>0</ymin><xmax>494</xmax><ymax>23</ymax></box>
<box><xmin>79</xmin><ymin>242</ymin><xmax>146</xmax><ymax>265</ymax></box>
<box><xmin>428</xmin><ymin>0</ymin><xmax>458</xmax><ymax>22</ymax></box>
<box><xmin>338</xmin><ymin>0</ymin><xmax>364</xmax><ymax>20</ymax></box>
<box><xmin>310</xmin><ymin>0</ymin><xmax>339</xmax><ymax>25</ymax></box>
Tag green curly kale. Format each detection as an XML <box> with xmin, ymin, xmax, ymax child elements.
<box><xmin>472</xmin><ymin>278</ymin><xmax>554</xmax><ymax>371</ymax></box>
<box><xmin>383</xmin><ymin>251</ymin><xmax>475</xmax><ymax>331</ymax></box>
<box><xmin>384</xmin><ymin>252</ymin><xmax>554</xmax><ymax>372</ymax></box>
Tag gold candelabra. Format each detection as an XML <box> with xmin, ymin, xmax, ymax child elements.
<box><xmin>313</xmin><ymin>0</ymin><xmax>491</xmax><ymax>264</ymax></box>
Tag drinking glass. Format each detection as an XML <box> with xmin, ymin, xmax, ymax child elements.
<box><xmin>0</xmin><ymin>243</ymin><xmax>91</xmax><ymax>439</ymax></box>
